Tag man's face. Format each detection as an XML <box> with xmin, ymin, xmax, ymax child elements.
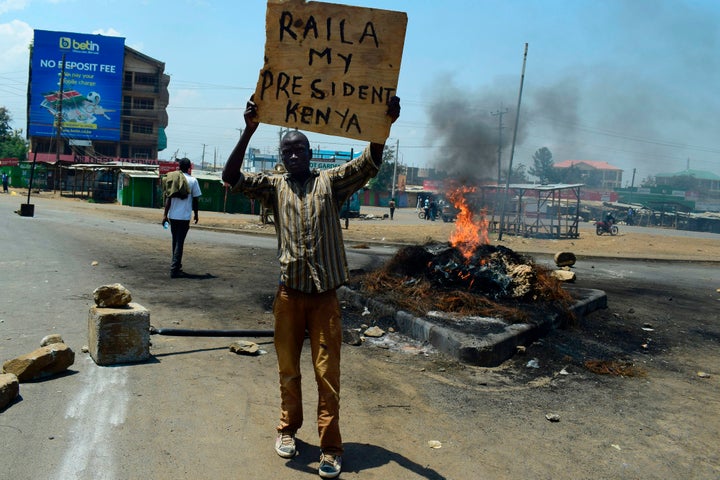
<box><xmin>280</xmin><ymin>132</ymin><xmax>312</xmax><ymax>176</ymax></box>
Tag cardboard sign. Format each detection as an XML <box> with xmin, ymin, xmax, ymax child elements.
<box><xmin>254</xmin><ymin>0</ymin><xmax>407</xmax><ymax>143</ymax></box>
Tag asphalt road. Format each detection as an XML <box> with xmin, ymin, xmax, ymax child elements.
<box><xmin>1</xmin><ymin>193</ymin><xmax>719</xmax><ymax>480</ymax></box>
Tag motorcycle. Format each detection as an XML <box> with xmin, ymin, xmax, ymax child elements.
<box><xmin>595</xmin><ymin>218</ymin><xmax>619</xmax><ymax>236</ymax></box>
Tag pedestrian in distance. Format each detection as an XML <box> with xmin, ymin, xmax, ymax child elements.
<box><xmin>388</xmin><ymin>197</ymin><xmax>396</xmax><ymax>220</ymax></box>
<box><xmin>222</xmin><ymin>95</ymin><xmax>400</xmax><ymax>479</ymax></box>
<box><xmin>2</xmin><ymin>172</ymin><xmax>8</xmax><ymax>193</ymax></box>
<box><xmin>162</xmin><ymin>158</ymin><xmax>201</xmax><ymax>278</ymax></box>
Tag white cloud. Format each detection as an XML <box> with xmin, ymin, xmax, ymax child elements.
<box><xmin>91</xmin><ymin>27</ymin><xmax>123</xmax><ymax>37</ymax></box>
<box><xmin>0</xmin><ymin>0</ymin><xmax>28</xmax><ymax>16</ymax></box>
<box><xmin>0</xmin><ymin>19</ymin><xmax>32</xmax><ymax>72</ymax></box>
<box><xmin>90</xmin><ymin>28</ymin><xmax>142</xmax><ymax>51</ymax></box>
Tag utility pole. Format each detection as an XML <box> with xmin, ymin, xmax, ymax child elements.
<box><xmin>491</xmin><ymin>107</ymin><xmax>508</xmax><ymax>186</ymax></box>
<box><xmin>498</xmin><ymin>43</ymin><xmax>529</xmax><ymax>241</ymax></box>
<box><xmin>54</xmin><ymin>54</ymin><xmax>66</xmax><ymax>193</ymax></box>
<box><xmin>201</xmin><ymin>144</ymin><xmax>207</xmax><ymax>169</ymax></box>
<box><xmin>391</xmin><ymin>139</ymin><xmax>399</xmax><ymax>200</ymax></box>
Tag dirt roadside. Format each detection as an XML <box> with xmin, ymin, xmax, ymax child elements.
<box><xmin>14</xmin><ymin>189</ymin><xmax>720</xmax><ymax>262</ymax></box>
<box><xmin>5</xmin><ymin>190</ymin><xmax>720</xmax><ymax>479</ymax></box>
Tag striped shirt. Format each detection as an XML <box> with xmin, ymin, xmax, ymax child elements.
<box><xmin>233</xmin><ymin>146</ymin><xmax>379</xmax><ymax>293</ymax></box>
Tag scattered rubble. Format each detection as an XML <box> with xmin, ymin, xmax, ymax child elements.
<box><xmin>93</xmin><ymin>283</ymin><xmax>132</xmax><ymax>308</ymax></box>
<box><xmin>40</xmin><ymin>334</ymin><xmax>64</xmax><ymax>347</ymax></box>
<box><xmin>0</xmin><ymin>373</ymin><xmax>19</xmax><ymax>411</ymax></box>
<box><xmin>551</xmin><ymin>270</ymin><xmax>576</xmax><ymax>282</ymax></box>
<box><xmin>584</xmin><ymin>359</ymin><xmax>646</xmax><ymax>377</ymax></box>
<box><xmin>229</xmin><ymin>340</ymin><xmax>260</xmax><ymax>355</ymax></box>
<box><xmin>363</xmin><ymin>326</ymin><xmax>385</xmax><ymax>337</ymax></box>
<box><xmin>2</xmin><ymin>341</ymin><xmax>75</xmax><ymax>382</ymax></box>
<box><xmin>526</xmin><ymin>358</ymin><xmax>540</xmax><ymax>369</ymax></box>
<box><xmin>545</xmin><ymin>413</ymin><xmax>561</xmax><ymax>422</ymax></box>
<box><xmin>342</xmin><ymin>329</ymin><xmax>363</xmax><ymax>346</ymax></box>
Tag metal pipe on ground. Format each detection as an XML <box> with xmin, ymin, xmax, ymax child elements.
<box><xmin>149</xmin><ymin>326</ymin><xmax>274</xmax><ymax>337</ymax></box>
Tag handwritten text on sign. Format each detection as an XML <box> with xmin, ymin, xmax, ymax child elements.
<box><xmin>254</xmin><ymin>0</ymin><xmax>407</xmax><ymax>143</ymax></box>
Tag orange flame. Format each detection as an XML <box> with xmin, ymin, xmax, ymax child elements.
<box><xmin>447</xmin><ymin>185</ymin><xmax>490</xmax><ymax>261</ymax></box>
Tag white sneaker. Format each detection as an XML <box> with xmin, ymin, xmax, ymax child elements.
<box><xmin>318</xmin><ymin>452</ymin><xmax>342</xmax><ymax>478</ymax></box>
<box><xmin>274</xmin><ymin>433</ymin><xmax>296</xmax><ymax>458</ymax></box>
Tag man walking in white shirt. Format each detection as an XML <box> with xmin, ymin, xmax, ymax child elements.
<box><xmin>162</xmin><ymin>158</ymin><xmax>201</xmax><ymax>278</ymax></box>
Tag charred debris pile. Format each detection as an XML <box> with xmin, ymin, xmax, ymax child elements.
<box><xmin>349</xmin><ymin>242</ymin><xmax>574</xmax><ymax>324</ymax></box>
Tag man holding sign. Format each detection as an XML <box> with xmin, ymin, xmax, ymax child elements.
<box><xmin>223</xmin><ymin>93</ymin><xmax>399</xmax><ymax>478</ymax></box>
<box><xmin>225</xmin><ymin>2</ymin><xmax>405</xmax><ymax>476</ymax></box>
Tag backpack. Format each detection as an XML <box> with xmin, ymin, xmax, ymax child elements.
<box><xmin>163</xmin><ymin>171</ymin><xmax>190</xmax><ymax>200</ymax></box>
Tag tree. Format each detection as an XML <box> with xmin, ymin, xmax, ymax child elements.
<box><xmin>668</xmin><ymin>174</ymin><xmax>699</xmax><ymax>192</ymax></box>
<box><xmin>0</xmin><ymin>107</ymin><xmax>28</xmax><ymax>160</ymax></box>
<box><xmin>0</xmin><ymin>107</ymin><xmax>12</xmax><ymax>137</ymax></box>
<box><xmin>559</xmin><ymin>164</ymin><xmax>583</xmax><ymax>184</ymax></box>
<box><xmin>640</xmin><ymin>176</ymin><xmax>655</xmax><ymax>188</ymax></box>
<box><xmin>529</xmin><ymin>147</ymin><xmax>554</xmax><ymax>183</ymax></box>
<box><xmin>503</xmin><ymin>163</ymin><xmax>530</xmax><ymax>183</ymax></box>
<box><xmin>367</xmin><ymin>145</ymin><xmax>396</xmax><ymax>192</ymax></box>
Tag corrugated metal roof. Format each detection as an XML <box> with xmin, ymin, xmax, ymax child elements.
<box><xmin>507</xmin><ymin>183</ymin><xmax>585</xmax><ymax>191</ymax></box>
<box><xmin>193</xmin><ymin>173</ymin><xmax>224</xmax><ymax>184</ymax></box>
<box><xmin>554</xmin><ymin>160</ymin><xmax>623</xmax><ymax>171</ymax></box>
<box><xmin>119</xmin><ymin>170</ymin><xmax>158</xmax><ymax>178</ymax></box>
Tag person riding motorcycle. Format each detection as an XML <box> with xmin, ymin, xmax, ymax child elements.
<box><xmin>596</xmin><ymin>211</ymin><xmax>619</xmax><ymax>235</ymax></box>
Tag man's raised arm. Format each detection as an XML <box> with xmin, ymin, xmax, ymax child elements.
<box><xmin>369</xmin><ymin>96</ymin><xmax>401</xmax><ymax>166</ymax></box>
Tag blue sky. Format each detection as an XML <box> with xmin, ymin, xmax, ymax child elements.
<box><xmin>1</xmin><ymin>0</ymin><xmax>719</xmax><ymax>184</ymax></box>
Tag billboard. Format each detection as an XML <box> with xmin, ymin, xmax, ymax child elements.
<box><xmin>29</xmin><ymin>30</ymin><xmax>125</xmax><ymax>141</ymax></box>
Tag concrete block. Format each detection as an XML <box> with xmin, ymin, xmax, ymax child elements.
<box><xmin>87</xmin><ymin>302</ymin><xmax>150</xmax><ymax>366</ymax></box>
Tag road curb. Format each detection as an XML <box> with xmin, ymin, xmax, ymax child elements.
<box><xmin>338</xmin><ymin>286</ymin><xmax>607</xmax><ymax>367</ymax></box>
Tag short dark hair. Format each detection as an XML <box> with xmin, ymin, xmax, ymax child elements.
<box><xmin>178</xmin><ymin>158</ymin><xmax>192</xmax><ymax>172</ymax></box>
<box><xmin>281</xmin><ymin>130</ymin><xmax>309</xmax><ymax>147</ymax></box>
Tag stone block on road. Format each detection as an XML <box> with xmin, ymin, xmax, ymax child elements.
<box><xmin>88</xmin><ymin>302</ymin><xmax>150</xmax><ymax>366</ymax></box>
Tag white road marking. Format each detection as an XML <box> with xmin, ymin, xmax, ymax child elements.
<box><xmin>56</xmin><ymin>357</ymin><xmax>129</xmax><ymax>480</ymax></box>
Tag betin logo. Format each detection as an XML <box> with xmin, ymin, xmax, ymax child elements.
<box><xmin>58</xmin><ymin>36</ymin><xmax>100</xmax><ymax>53</ymax></box>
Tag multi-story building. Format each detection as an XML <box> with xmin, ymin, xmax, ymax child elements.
<box><xmin>108</xmin><ymin>46</ymin><xmax>169</xmax><ymax>161</ymax></box>
<box><xmin>28</xmin><ymin>33</ymin><xmax>169</xmax><ymax>164</ymax></box>
<box><xmin>553</xmin><ymin>160</ymin><xmax>623</xmax><ymax>190</ymax></box>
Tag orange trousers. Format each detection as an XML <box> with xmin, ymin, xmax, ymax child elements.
<box><xmin>273</xmin><ymin>285</ymin><xmax>343</xmax><ymax>455</ymax></box>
